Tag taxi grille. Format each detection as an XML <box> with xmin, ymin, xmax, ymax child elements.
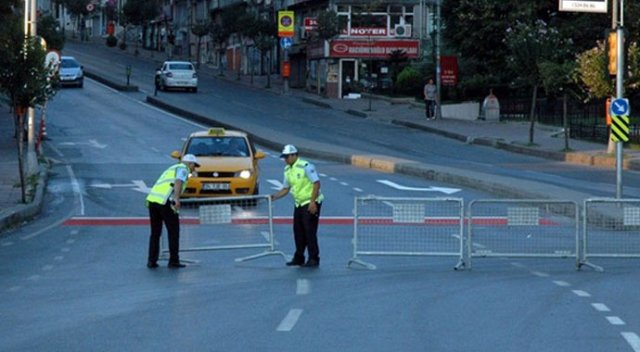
<box><xmin>197</xmin><ymin>171</ymin><xmax>235</xmax><ymax>178</ymax></box>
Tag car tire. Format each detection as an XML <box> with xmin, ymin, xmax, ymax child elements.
<box><xmin>193</xmin><ymin>87</ymin><xmax>198</xmax><ymax>93</ymax></box>
<box><xmin>78</xmin><ymin>80</ymin><xmax>83</xmax><ymax>88</ymax></box>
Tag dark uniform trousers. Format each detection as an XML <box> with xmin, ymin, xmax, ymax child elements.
<box><xmin>147</xmin><ymin>201</ymin><xmax>180</xmax><ymax>265</ymax></box>
<box><xmin>292</xmin><ymin>202</ymin><xmax>322</xmax><ymax>262</ymax></box>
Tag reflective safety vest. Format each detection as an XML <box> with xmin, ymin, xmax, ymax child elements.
<box><xmin>146</xmin><ymin>163</ymin><xmax>189</xmax><ymax>205</ymax></box>
<box><xmin>284</xmin><ymin>158</ymin><xmax>324</xmax><ymax>207</ymax></box>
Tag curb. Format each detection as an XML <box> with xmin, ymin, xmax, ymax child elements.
<box><xmin>84</xmin><ymin>70</ymin><xmax>138</xmax><ymax>92</ymax></box>
<box><xmin>0</xmin><ymin>165</ymin><xmax>48</xmax><ymax>234</ymax></box>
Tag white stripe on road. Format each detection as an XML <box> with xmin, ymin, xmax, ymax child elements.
<box><xmin>622</xmin><ymin>332</ymin><xmax>640</xmax><ymax>352</ymax></box>
<box><xmin>277</xmin><ymin>309</ymin><xmax>303</xmax><ymax>332</ymax></box>
<box><xmin>606</xmin><ymin>316</ymin><xmax>625</xmax><ymax>325</ymax></box>
<box><xmin>592</xmin><ymin>303</ymin><xmax>610</xmax><ymax>312</ymax></box>
<box><xmin>353</xmin><ymin>187</ymin><xmax>363</xmax><ymax>192</ymax></box>
<box><xmin>340</xmin><ymin>182</ymin><xmax>349</xmax><ymax>186</ymax></box>
<box><xmin>1</xmin><ymin>241</ymin><xmax>13</xmax><ymax>247</ymax></box>
<box><xmin>553</xmin><ymin>280</ymin><xmax>571</xmax><ymax>287</ymax></box>
<box><xmin>296</xmin><ymin>279</ymin><xmax>310</xmax><ymax>295</ymax></box>
<box><xmin>530</xmin><ymin>271</ymin><xmax>549</xmax><ymax>278</ymax></box>
<box><xmin>572</xmin><ymin>290</ymin><xmax>591</xmax><ymax>297</ymax></box>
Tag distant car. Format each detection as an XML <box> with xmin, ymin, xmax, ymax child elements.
<box><xmin>59</xmin><ymin>56</ymin><xmax>84</xmax><ymax>88</ymax></box>
<box><xmin>171</xmin><ymin>128</ymin><xmax>265</xmax><ymax>198</ymax></box>
<box><xmin>155</xmin><ymin>61</ymin><xmax>198</xmax><ymax>92</ymax></box>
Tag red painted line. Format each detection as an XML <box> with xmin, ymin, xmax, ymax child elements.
<box><xmin>63</xmin><ymin>216</ymin><xmax>559</xmax><ymax>227</ymax></box>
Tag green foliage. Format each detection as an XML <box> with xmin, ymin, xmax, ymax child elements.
<box><xmin>539</xmin><ymin>60</ymin><xmax>578</xmax><ymax>97</ymax></box>
<box><xmin>106</xmin><ymin>35</ymin><xmax>117</xmax><ymax>47</ymax></box>
<box><xmin>576</xmin><ymin>42</ymin><xmax>612</xmax><ymax>99</ymax></box>
<box><xmin>38</xmin><ymin>15</ymin><xmax>65</xmax><ymax>51</ymax></box>
<box><xmin>395</xmin><ymin>66</ymin><xmax>422</xmax><ymax>96</ymax></box>
<box><xmin>316</xmin><ymin>10</ymin><xmax>339</xmax><ymax>41</ymax></box>
<box><xmin>62</xmin><ymin>0</ymin><xmax>90</xmax><ymax>18</ymax></box>
<box><xmin>122</xmin><ymin>0</ymin><xmax>159</xmax><ymax>26</ymax></box>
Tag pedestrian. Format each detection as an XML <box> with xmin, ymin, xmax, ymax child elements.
<box><xmin>271</xmin><ymin>145</ymin><xmax>324</xmax><ymax>268</ymax></box>
<box><xmin>146</xmin><ymin>154</ymin><xmax>200</xmax><ymax>269</ymax></box>
<box><xmin>424</xmin><ymin>78</ymin><xmax>437</xmax><ymax>120</ymax></box>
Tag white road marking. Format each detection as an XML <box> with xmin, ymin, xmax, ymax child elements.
<box><xmin>621</xmin><ymin>332</ymin><xmax>640</xmax><ymax>352</ymax></box>
<box><xmin>330</xmin><ymin>177</ymin><xmax>337</xmax><ymax>181</ymax></box>
<box><xmin>353</xmin><ymin>187</ymin><xmax>363</xmax><ymax>192</ymax></box>
<box><xmin>277</xmin><ymin>309</ymin><xmax>303</xmax><ymax>332</ymax></box>
<box><xmin>319</xmin><ymin>173</ymin><xmax>327</xmax><ymax>177</ymax></box>
<box><xmin>267</xmin><ymin>179</ymin><xmax>284</xmax><ymax>190</ymax></box>
<box><xmin>591</xmin><ymin>303</ymin><xmax>610</xmax><ymax>312</ymax></box>
<box><xmin>572</xmin><ymin>290</ymin><xmax>591</xmax><ymax>297</ymax></box>
<box><xmin>340</xmin><ymin>182</ymin><xmax>349</xmax><ymax>186</ymax></box>
<box><xmin>61</xmin><ymin>247</ymin><xmax>71</xmax><ymax>252</ymax></box>
<box><xmin>472</xmin><ymin>242</ymin><xmax>486</xmax><ymax>249</ymax></box>
<box><xmin>606</xmin><ymin>316</ymin><xmax>625</xmax><ymax>325</ymax></box>
<box><xmin>66</xmin><ymin>164</ymin><xmax>85</xmax><ymax>216</ymax></box>
<box><xmin>70</xmin><ymin>230</ymin><xmax>79</xmax><ymax>235</ymax></box>
<box><xmin>377</xmin><ymin>179</ymin><xmax>461</xmax><ymax>194</ymax></box>
<box><xmin>54</xmin><ymin>256</ymin><xmax>64</xmax><ymax>261</ymax></box>
<box><xmin>510</xmin><ymin>262</ymin><xmax>525</xmax><ymax>268</ymax></box>
<box><xmin>296</xmin><ymin>279</ymin><xmax>310</xmax><ymax>295</ymax></box>
<box><xmin>530</xmin><ymin>271</ymin><xmax>549</xmax><ymax>278</ymax></box>
<box><xmin>553</xmin><ymin>280</ymin><xmax>570</xmax><ymax>287</ymax></box>
<box><xmin>1</xmin><ymin>241</ymin><xmax>14</xmax><ymax>247</ymax></box>
<box><xmin>28</xmin><ymin>275</ymin><xmax>40</xmax><ymax>281</ymax></box>
<box><xmin>66</xmin><ymin>239</ymin><xmax>75</xmax><ymax>244</ymax></box>
<box><xmin>21</xmin><ymin>211</ymin><xmax>74</xmax><ymax>241</ymax></box>
<box><xmin>8</xmin><ymin>286</ymin><xmax>21</xmax><ymax>292</ymax></box>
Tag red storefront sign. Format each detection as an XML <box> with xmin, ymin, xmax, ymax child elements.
<box><xmin>441</xmin><ymin>56</ymin><xmax>458</xmax><ymax>86</ymax></box>
<box><xmin>304</xmin><ymin>18</ymin><xmax>318</xmax><ymax>31</ymax></box>
<box><xmin>330</xmin><ymin>40</ymin><xmax>420</xmax><ymax>59</ymax></box>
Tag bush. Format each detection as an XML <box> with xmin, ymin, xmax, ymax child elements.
<box><xmin>118</xmin><ymin>41</ymin><xmax>127</xmax><ymax>50</ymax></box>
<box><xmin>395</xmin><ymin>66</ymin><xmax>423</xmax><ymax>97</ymax></box>
<box><xmin>106</xmin><ymin>35</ymin><xmax>117</xmax><ymax>47</ymax></box>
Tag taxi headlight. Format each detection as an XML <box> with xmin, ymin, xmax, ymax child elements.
<box><xmin>238</xmin><ymin>170</ymin><xmax>251</xmax><ymax>179</ymax></box>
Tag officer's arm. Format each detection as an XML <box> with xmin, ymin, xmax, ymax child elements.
<box><xmin>173</xmin><ymin>179</ymin><xmax>183</xmax><ymax>209</ymax></box>
<box><xmin>310</xmin><ymin>181</ymin><xmax>320</xmax><ymax>204</ymax></box>
<box><xmin>271</xmin><ymin>187</ymin><xmax>290</xmax><ymax>201</ymax></box>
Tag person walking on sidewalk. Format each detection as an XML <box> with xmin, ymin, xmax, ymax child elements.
<box><xmin>271</xmin><ymin>145</ymin><xmax>324</xmax><ymax>268</ymax></box>
<box><xmin>146</xmin><ymin>154</ymin><xmax>200</xmax><ymax>269</ymax></box>
<box><xmin>424</xmin><ymin>78</ymin><xmax>437</xmax><ymax>120</ymax></box>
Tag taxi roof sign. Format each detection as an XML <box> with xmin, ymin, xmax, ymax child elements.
<box><xmin>208</xmin><ymin>127</ymin><xmax>225</xmax><ymax>136</ymax></box>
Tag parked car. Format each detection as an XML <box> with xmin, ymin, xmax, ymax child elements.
<box><xmin>155</xmin><ymin>61</ymin><xmax>198</xmax><ymax>93</ymax></box>
<box><xmin>171</xmin><ymin>127</ymin><xmax>265</xmax><ymax>198</ymax></box>
<box><xmin>59</xmin><ymin>56</ymin><xmax>84</xmax><ymax>88</ymax></box>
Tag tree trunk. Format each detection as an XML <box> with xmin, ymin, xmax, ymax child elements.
<box><xmin>528</xmin><ymin>84</ymin><xmax>538</xmax><ymax>145</ymax></box>
<box><xmin>196</xmin><ymin>37</ymin><xmax>202</xmax><ymax>68</ymax></box>
<box><xmin>14</xmin><ymin>109</ymin><xmax>26</xmax><ymax>203</ymax></box>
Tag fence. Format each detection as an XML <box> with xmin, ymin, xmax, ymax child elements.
<box><xmin>580</xmin><ymin>198</ymin><xmax>640</xmax><ymax>272</ymax></box>
<box><xmin>348</xmin><ymin>196</ymin><xmax>465</xmax><ymax>270</ymax></box>
<box><xmin>467</xmin><ymin>199</ymin><xmax>579</xmax><ymax>269</ymax></box>
<box><xmin>160</xmin><ymin>195</ymin><xmax>287</xmax><ymax>263</ymax></box>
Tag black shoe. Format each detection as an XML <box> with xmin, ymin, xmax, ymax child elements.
<box><xmin>302</xmin><ymin>259</ymin><xmax>319</xmax><ymax>268</ymax></box>
<box><xmin>286</xmin><ymin>259</ymin><xmax>305</xmax><ymax>266</ymax></box>
<box><xmin>168</xmin><ymin>262</ymin><xmax>186</xmax><ymax>268</ymax></box>
<box><xmin>147</xmin><ymin>262</ymin><xmax>159</xmax><ymax>269</ymax></box>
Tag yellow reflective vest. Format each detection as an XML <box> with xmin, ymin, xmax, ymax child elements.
<box><xmin>146</xmin><ymin>163</ymin><xmax>189</xmax><ymax>205</ymax></box>
<box><xmin>284</xmin><ymin>158</ymin><xmax>324</xmax><ymax>207</ymax></box>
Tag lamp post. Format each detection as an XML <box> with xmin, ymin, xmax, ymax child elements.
<box><xmin>24</xmin><ymin>0</ymin><xmax>38</xmax><ymax>174</ymax></box>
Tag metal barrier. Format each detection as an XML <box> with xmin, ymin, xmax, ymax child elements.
<box><xmin>467</xmin><ymin>199</ymin><xmax>579</xmax><ymax>269</ymax></box>
<box><xmin>580</xmin><ymin>198</ymin><xmax>640</xmax><ymax>272</ymax></box>
<box><xmin>348</xmin><ymin>196</ymin><xmax>465</xmax><ymax>270</ymax></box>
<box><xmin>160</xmin><ymin>195</ymin><xmax>287</xmax><ymax>263</ymax></box>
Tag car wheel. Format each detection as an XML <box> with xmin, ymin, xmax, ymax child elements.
<box><xmin>78</xmin><ymin>80</ymin><xmax>83</xmax><ymax>88</ymax></box>
<box><xmin>193</xmin><ymin>87</ymin><xmax>198</xmax><ymax>93</ymax></box>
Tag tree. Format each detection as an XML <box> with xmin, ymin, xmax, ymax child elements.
<box><xmin>191</xmin><ymin>22</ymin><xmax>209</xmax><ymax>68</ymax></box>
<box><xmin>122</xmin><ymin>0</ymin><xmax>160</xmax><ymax>54</ymax></box>
<box><xmin>314</xmin><ymin>9</ymin><xmax>340</xmax><ymax>95</ymax></box>
<box><xmin>504</xmin><ymin>19</ymin><xmax>572</xmax><ymax>144</ymax></box>
<box><xmin>61</xmin><ymin>0</ymin><xmax>90</xmax><ymax>40</ymax></box>
<box><xmin>38</xmin><ymin>15</ymin><xmax>65</xmax><ymax>51</ymax></box>
<box><xmin>0</xmin><ymin>9</ymin><xmax>57</xmax><ymax>203</ymax></box>
<box><xmin>253</xmin><ymin>17</ymin><xmax>277</xmax><ymax>88</ymax></box>
<box><xmin>540</xmin><ymin>61</ymin><xmax>579</xmax><ymax>151</ymax></box>
<box><xmin>209</xmin><ymin>22</ymin><xmax>231</xmax><ymax>76</ymax></box>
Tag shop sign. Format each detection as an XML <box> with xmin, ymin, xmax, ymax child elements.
<box><xmin>278</xmin><ymin>11</ymin><xmax>295</xmax><ymax>38</ymax></box>
<box><xmin>341</xmin><ymin>27</ymin><xmax>388</xmax><ymax>37</ymax></box>
<box><xmin>329</xmin><ymin>40</ymin><xmax>420</xmax><ymax>59</ymax></box>
<box><xmin>559</xmin><ymin>0</ymin><xmax>607</xmax><ymax>13</ymax></box>
<box><xmin>441</xmin><ymin>56</ymin><xmax>458</xmax><ymax>86</ymax></box>
<box><xmin>304</xmin><ymin>18</ymin><xmax>318</xmax><ymax>31</ymax></box>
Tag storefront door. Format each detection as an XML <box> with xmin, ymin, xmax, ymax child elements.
<box><xmin>340</xmin><ymin>59</ymin><xmax>357</xmax><ymax>98</ymax></box>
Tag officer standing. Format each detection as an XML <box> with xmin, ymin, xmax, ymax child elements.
<box><xmin>271</xmin><ymin>145</ymin><xmax>324</xmax><ymax>268</ymax></box>
<box><xmin>146</xmin><ymin>154</ymin><xmax>200</xmax><ymax>269</ymax></box>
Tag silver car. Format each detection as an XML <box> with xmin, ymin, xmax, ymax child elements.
<box><xmin>59</xmin><ymin>56</ymin><xmax>84</xmax><ymax>88</ymax></box>
<box><xmin>155</xmin><ymin>61</ymin><xmax>198</xmax><ymax>93</ymax></box>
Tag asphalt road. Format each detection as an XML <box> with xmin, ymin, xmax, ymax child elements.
<box><xmin>1</xmin><ymin>53</ymin><xmax>639</xmax><ymax>351</ymax></box>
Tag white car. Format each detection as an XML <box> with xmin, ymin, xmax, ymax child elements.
<box><xmin>59</xmin><ymin>56</ymin><xmax>84</xmax><ymax>88</ymax></box>
<box><xmin>155</xmin><ymin>61</ymin><xmax>198</xmax><ymax>92</ymax></box>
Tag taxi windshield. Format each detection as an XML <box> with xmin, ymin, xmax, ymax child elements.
<box><xmin>187</xmin><ymin>137</ymin><xmax>249</xmax><ymax>157</ymax></box>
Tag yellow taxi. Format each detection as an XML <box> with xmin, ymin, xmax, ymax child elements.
<box><xmin>171</xmin><ymin>128</ymin><xmax>265</xmax><ymax>198</ymax></box>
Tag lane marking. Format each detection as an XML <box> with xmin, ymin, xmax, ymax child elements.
<box><xmin>510</xmin><ymin>262</ymin><xmax>525</xmax><ymax>268</ymax></box>
<box><xmin>621</xmin><ymin>332</ymin><xmax>640</xmax><ymax>352</ymax></box>
<box><xmin>61</xmin><ymin>247</ymin><xmax>71</xmax><ymax>252</ymax></box>
<box><xmin>66</xmin><ymin>165</ymin><xmax>85</xmax><ymax>216</ymax></box>
<box><xmin>70</xmin><ymin>230</ymin><xmax>79</xmax><ymax>235</ymax></box>
<box><xmin>329</xmin><ymin>177</ymin><xmax>337</xmax><ymax>181</ymax></box>
<box><xmin>276</xmin><ymin>309</ymin><xmax>303</xmax><ymax>332</ymax></box>
<box><xmin>28</xmin><ymin>275</ymin><xmax>41</xmax><ymax>281</ymax></box>
<box><xmin>296</xmin><ymin>279</ymin><xmax>310</xmax><ymax>295</ymax></box>
<box><xmin>66</xmin><ymin>239</ymin><xmax>75</xmax><ymax>244</ymax></box>
<box><xmin>340</xmin><ymin>182</ymin><xmax>348</xmax><ymax>186</ymax></box>
<box><xmin>353</xmin><ymin>187</ymin><xmax>363</xmax><ymax>192</ymax></box>
<box><xmin>54</xmin><ymin>256</ymin><xmax>64</xmax><ymax>261</ymax></box>
<box><xmin>572</xmin><ymin>290</ymin><xmax>591</xmax><ymax>297</ymax></box>
<box><xmin>8</xmin><ymin>286</ymin><xmax>21</xmax><ymax>292</ymax></box>
<box><xmin>591</xmin><ymin>303</ymin><xmax>610</xmax><ymax>312</ymax></box>
<box><xmin>1</xmin><ymin>241</ymin><xmax>14</xmax><ymax>247</ymax></box>
<box><xmin>377</xmin><ymin>179</ymin><xmax>460</xmax><ymax>194</ymax></box>
<box><xmin>553</xmin><ymin>280</ymin><xmax>570</xmax><ymax>287</ymax></box>
<box><xmin>530</xmin><ymin>271</ymin><xmax>549</xmax><ymax>278</ymax></box>
<box><xmin>606</xmin><ymin>316</ymin><xmax>625</xmax><ymax>325</ymax></box>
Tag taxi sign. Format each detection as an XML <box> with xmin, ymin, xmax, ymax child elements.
<box><xmin>208</xmin><ymin>127</ymin><xmax>225</xmax><ymax>136</ymax></box>
<box><xmin>610</xmin><ymin>98</ymin><xmax>630</xmax><ymax>116</ymax></box>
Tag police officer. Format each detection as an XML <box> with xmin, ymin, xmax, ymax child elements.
<box><xmin>271</xmin><ymin>145</ymin><xmax>324</xmax><ymax>267</ymax></box>
<box><xmin>146</xmin><ymin>154</ymin><xmax>199</xmax><ymax>269</ymax></box>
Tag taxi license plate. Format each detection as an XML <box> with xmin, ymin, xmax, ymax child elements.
<box><xmin>203</xmin><ymin>183</ymin><xmax>229</xmax><ymax>191</ymax></box>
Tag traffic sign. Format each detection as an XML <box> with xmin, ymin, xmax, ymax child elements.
<box><xmin>610</xmin><ymin>115</ymin><xmax>630</xmax><ymax>142</ymax></box>
<box><xmin>280</xmin><ymin>37</ymin><xmax>292</xmax><ymax>49</ymax></box>
<box><xmin>610</xmin><ymin>98</ymin><xmax>630</xmax><ymax>116</ymax></box>
<box><xmin>86</xmin><ymin>3</ymin><xmax>95</xmax><ymax>12</ymax></box>
<box><xmin>44</xmin><ymin>50</ymin><xmax>60</xmax><ymax>70</ymax></box>
<box><xmin>278</xmin><ymin>11</ymin><xmax>294</xmax><ymax>38</ymax></box>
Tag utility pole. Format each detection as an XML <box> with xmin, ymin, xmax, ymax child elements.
<box><xmin>24</xmin><ymin>0</ymin><xmax>38</xmax><ymax>174</ymax></box>
<box><xmin>435</xmin><ymin>0</ymin><xmax>442</xmax><ymax>119</ymax></box>
<box><xmin>614</xmin><ymin>0</ymin><xmax>625</xmax><ymax>198</ymax></box>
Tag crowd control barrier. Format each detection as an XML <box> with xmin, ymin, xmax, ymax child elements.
<box><xmin>348</xmin><ymin>196</ymin><xmax>465</xmax><ymax>270</ymax></box>
<box><xmin>160</xmin><ymin>195</ymin><xmax>287</xmax><ymax>263</ymax></box>
<box><xmin>580</xmin><ymin>198</ymin><xmax>640</xmax><ymax>272</ymax></box>
<box><xmin>467</xmin><ymin>199</ymin><xmax>579</xmax><ymax>269</ymax></box>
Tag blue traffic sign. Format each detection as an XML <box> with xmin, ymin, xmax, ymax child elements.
<box><xmin>280</xmin><ymin>37</ymin><xmax>292</xmax><ymax>49</ymax></box>
<box><xmin>610</xmin><ymin>98</ymin><xmax>630</xmax><ymax>116</ymax></box>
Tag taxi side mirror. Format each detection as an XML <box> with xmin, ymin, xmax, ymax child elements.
<box><xmin>170</xmin><ymin>150</ymin><xmax>181</xmax><ymax>159</ymax></box>
<box><xmin>254</xmin><ymin>151</ymin><xmax>266</xmax><ymax>160</ymax></box>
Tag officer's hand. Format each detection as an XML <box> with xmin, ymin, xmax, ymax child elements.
<box><xmin>308</xmin><ymin>201</ymin><xmax>317</xmax><ymax>215</ymax></box>
<box><xmin>174</xmin><ymin>199</ymin><xmax>181</xmax><ymax>210</ymax></box>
